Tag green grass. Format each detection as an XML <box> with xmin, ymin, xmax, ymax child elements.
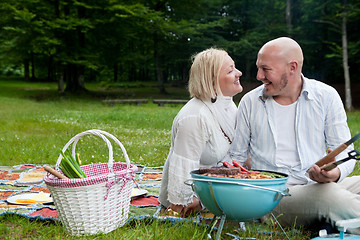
<box><xmin>0</xmin><ymin>79</ymin><xmax>183</xmax><ymax>167</ymax></box>
<box><xmin>0</xmin><ymin>214</ymin><xmax>211</xmax><ymax>240</ymax></box>
<box><xmin>0</xmin><ymin>78</ymin><xmax>359</xmax><ymax>239</ymax></box>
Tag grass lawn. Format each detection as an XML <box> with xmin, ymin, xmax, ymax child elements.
<box><xmin>0</xmin><ymin>78</ymin><xmax>359</xmax><ymax>239</ymax></box>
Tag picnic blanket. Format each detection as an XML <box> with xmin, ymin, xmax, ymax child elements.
<box><xmin>0</xmin><ymin>164</ymin><xmax>215</xmax><ymax>223</ymax></box>
<box><xmin>1</xmin><ymin>164</ymin><xmax>307</xmax><ymax>239</ymax></box>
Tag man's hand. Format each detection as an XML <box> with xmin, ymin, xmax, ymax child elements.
<box><xmin>308</xmin><ymin>149</ymin><xmax>341</xmax><ymax>183</ymax></box>
<box><xmin>243</xmin><ymin>157</ymin><xmax>251</xmax><ymax>170</ymax></box>
<box><xmin>308</xmin><ymin>164</ymin><xmax>340</xmax><ymax>183</ymax></box>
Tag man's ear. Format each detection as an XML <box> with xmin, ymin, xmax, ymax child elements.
<box><xmin>289</xmin><ymin>60</ymin><xmax>298</xmax><ymax>73</ymax></box>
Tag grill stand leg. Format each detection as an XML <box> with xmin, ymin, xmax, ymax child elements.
<box><xmin>206</xmin><ymin>215</ymin><xmax>227</xmax><ymax>240</ymax></box>
<box><xmin>207</xmin><ymin>216</ymin><xmax>218</xmax><ymax>239</ymax></box>
<box><xmin>270</xmin><ymin>212</ymin><xmax>290</xmax><ymax>240</ymax></box>
<box><xmin>215</xmin><ymin>215</ymin><xmax>226</xmax><ymax>240</ymax></box>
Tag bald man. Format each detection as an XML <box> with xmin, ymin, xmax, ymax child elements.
<box><xmin>225</xmin><ymin>37</ymin><xmax>360</xmax><ymax>233</ymax></box>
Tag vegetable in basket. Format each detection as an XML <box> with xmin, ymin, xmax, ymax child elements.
<box><xmin>59</xmin><ymin>150</ymin><xmax>87</xmax><ymax>178</ymax></box>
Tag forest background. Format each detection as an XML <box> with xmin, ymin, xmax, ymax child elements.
<box><xmin>0</xmin><ymin>0</ymin><xmax>360</xmax><ymax>109</ymax></box>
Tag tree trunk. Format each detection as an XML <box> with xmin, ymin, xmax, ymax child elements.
<box><xmin>24</xmin><ymin>59</ymin><xmax>30</xmax><ymax>81</ymax></box>
<box><xmin>65</xmin><ymin>64</ymin><xmax>86</xmax><ymax>93</ymax></box>
<box><xmin>286</xmin><ymin>0</ymin><xmax>292</xmax><ymax>35</ymax></box>
<box><xmin>63</xmin><ymin>3</ymin><xmax>86</xmax><ymax>94</ymax></box>
<box><xmin>30</xmin><ymin>52</ymin><xmax>36</xmax><ymax>81</ymax></box>
<box><xmin>78</xmin><ymin>65</ymin><xmax>85</xmax><ymax>88</ymax></box>
<box><xmin>74</xmin><ymin>4</ymin><xmax>86</xmax><ymax>92</ymax></box>
<box><xmin>153</xmin><ymin>2</ymin><xmax>167</xmax><ymax>93</ymax></box>
<box><xmin>245</xmin><ymin>55</ymin><xmax>252</xmax><ymax>82</ymax></box>
<box><xmin>313</xmin><ymin>1</ymin><xmax>353</xmax><ymax>110</ymax></box>
<box><xmin>54</xmin><ymin>0</ymin><xmax>62</xmax><ymax>92</ymax></box>
<box><xmin>113</xmin><ymin>63</ymin><xmax>118</xmax><ymax>82</ymax></box>
<box><xmin>57</xmin><ymin>62</ymin><xmax>65</xmax><ymax>94</ymax></box>
<box><xmin>342</xmin><ymin>2</ymin><xmax>353</xmax><ymax>111</ymax></box>
<box><xmin>48</xmin><ymin>55</ymin><xmax>54</xmax><ymax>81</ymax></box>
<box><xmin>155</xmin><ymin>54</ymin><xmax>166</xmax><ymax>94</ymax></box>
<box><xmin>154</xmin><ymin>33</ymin><xmax>166</xmax><ymax>94</ymax></box>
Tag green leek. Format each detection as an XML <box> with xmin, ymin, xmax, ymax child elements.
<box><xmin>59</xmin><ymin>150</ymin><xmax>87</xmax><ymax>178</ymax></box>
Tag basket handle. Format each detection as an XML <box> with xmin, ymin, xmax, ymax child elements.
<box><xmin>55</xmin><ymin>129</ymin><xmax>131</xmax><ymax>174</ymax></box>
<box><xmin>92</xmin><ymin>129</ymin><xmax>131</xmax><ymax>170</ymax></box>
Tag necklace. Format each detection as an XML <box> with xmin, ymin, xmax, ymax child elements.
<box><xmin>220</xmin><ymin>127</ymin><xmax>232</xmax><ymax>144</ymax></box>
<box><xmin>200</xmin><ymin>98</ymin><xmax>233</xmax><ymax>145</ymax></box>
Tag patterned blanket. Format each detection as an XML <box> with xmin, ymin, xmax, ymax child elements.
<box><xmin>2</xmin><ymin>164</ymin><xmax>307</xmax><ymax>239</ymax></box>
<box><xmin>0</xmin><ymin>164</ymin><xmax>214</xmax><ymax>223</ymax></box>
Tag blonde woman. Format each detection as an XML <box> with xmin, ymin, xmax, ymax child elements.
<box><xmin>159</xmin><ymin>48</ymin><xmax>243</xmax><ymax>217</ymax></box>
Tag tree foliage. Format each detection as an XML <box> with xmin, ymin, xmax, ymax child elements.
<box><xmin>0</xmin><ymin>0</ymin><xmax>359</xmax><ymax>97</ymax></box>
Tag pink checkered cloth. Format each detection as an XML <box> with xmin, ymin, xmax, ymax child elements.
<box><xmin>44</xmin><ymin>163</ymin><xmax>137</xmax><ymax>188</ymax></box>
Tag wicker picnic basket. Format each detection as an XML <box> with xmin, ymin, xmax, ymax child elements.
<box><xmin>43</xmin><ymin>129</ymin><xmax>138</xmax><ymax>236</ymax></box>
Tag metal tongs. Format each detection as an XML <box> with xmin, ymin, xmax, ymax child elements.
<box><xmin>314</xmin><ymin>133</ymin><xmax>360</xmax><ymax>168</ymax></box>
<box><xmin>320</xmin><ymin>149</ymin><xmax>360</xmax><ymax>171</ymax></box>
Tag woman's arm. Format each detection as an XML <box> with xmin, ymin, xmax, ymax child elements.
<box><xmin>166</xmin><ymin>115</ymin><xmax>208</xmax><ymax>207</ymax></box>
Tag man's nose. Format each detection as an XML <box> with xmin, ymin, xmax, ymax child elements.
<box><xmin>256</xmin><ymin>69</ymin><xmax>264</xmax><ymax>81</ymax></box>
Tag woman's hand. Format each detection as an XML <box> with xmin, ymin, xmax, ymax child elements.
<box><xmin>308</xmin><ymin>149</ymin><xmax>341</xmax><ymax>183</ymax></box>
<box><xmin>169</xmin><ymin>196</ymin><xmax>202</xmax><ymax>218</ymax></box>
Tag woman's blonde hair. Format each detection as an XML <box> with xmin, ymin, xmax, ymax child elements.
<box><xmin>188</xmin><ymin>48</ymin><xmax>228</xmax><ymax>100</ymax></box>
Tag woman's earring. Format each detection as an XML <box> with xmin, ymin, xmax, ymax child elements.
<box><xmin>211</xmin><ymin>96</ymin><xmax>217</xmax><ymax>103</ymax></box>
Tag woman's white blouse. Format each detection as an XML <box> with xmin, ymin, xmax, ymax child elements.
<box><xmin>159</xmin><ymin>97</ymin><xmax>236</xmax><ymax>207</ymax></box>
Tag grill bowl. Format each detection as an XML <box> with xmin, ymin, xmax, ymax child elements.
<box><xmin>189</xmin><ymin>170</ymin><xmax>289</xmax><ymax>221</ymax></box>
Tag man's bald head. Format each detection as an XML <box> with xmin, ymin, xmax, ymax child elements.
<box><xmin>258</xmin><ymin>37</ymin><xmax>304</xmax><ymax>73</ymax></box>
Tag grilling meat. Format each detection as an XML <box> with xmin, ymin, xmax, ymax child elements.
<box><xmin>198</xmin><ymin>167</ymin><xmax>242</xmax><ymax>175</ymax></box>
